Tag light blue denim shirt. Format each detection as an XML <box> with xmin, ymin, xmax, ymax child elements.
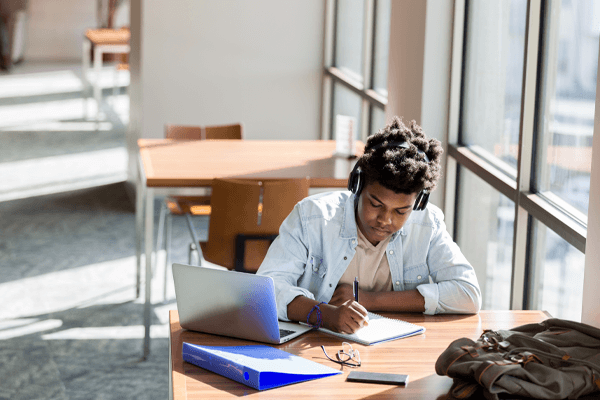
<box><xmin>257</xmin><ymin>191</ymin><xmax>481</xmax><ymax>321</ymax></box>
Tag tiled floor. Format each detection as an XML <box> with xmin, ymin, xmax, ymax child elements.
<box><xmin>0</xmin><ymin>62</ymin><xmax>198</xmax><ymax>399</ymax></box>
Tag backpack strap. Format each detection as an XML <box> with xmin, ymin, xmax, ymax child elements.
<box><xmin>475</xmin><ymin>360</ymin><xmax>523</xmax><ymax>389</ymax></box>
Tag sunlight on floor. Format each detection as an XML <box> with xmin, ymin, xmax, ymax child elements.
<box><xmin>0</xmin><ymin>65</ymin><xmax>129</xmax><ymax>99</ymax></box>
<box><xmin>0</xmin><ymin>256</ymin><xmax>139</xmax><ymax>320</ymax></box>
<box><xmin>0</xmin><ymin>147</ymin><xmax>128</xmax><ymax>202</ymax></box>
<box><xmin>0</xmin><ymin>92</ymin><xmax>130</xmax><ymax>129</ymax></box>
<box><xmin>0</xmin><ymin>252</ymin><xmax>176</xmax><ymax>340</ymax></box>
<box><xmin>2</xmin><ymin>120</ymin><xmax>113</xmax><ymax>132</ymax></box>
<box><xmin>0</xmin><ymin>319</ymin><xmax>63</xmax><ymax>340</ymax></box>
<box><xmin>0</xmin><ymin>98</ymin><xmax>98</xmax><ymax>128</ymax></box>
<box><xmin>41</xmin><ymin>325</ymin><xmax>169</xmax><ymax>340</ymax></box>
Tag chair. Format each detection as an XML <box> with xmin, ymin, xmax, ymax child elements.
<box><xmin>155</xmin><ymin>123</ymin><xmax>243</xmax><ymax>297</ymax></box>
<box><xmin>197</xmin><ymin>178</ymin><xmax>310</xmax><ymax>273</ymax></box>
<box><xmin>165</xmin><ymin>123</ymin><xmax>243</xmax><ymax>140</ymax></box>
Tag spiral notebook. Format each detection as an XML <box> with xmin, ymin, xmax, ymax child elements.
<box><xmin>319</xmin><ymin>312</ymin><xmax>425</xmax><ymax>345</ymax></box>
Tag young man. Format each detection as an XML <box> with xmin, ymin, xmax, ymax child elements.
<box><xmin>257</xmin><ymin>117</ymin><xmax>481</xmax><ymax>334</ymax></box>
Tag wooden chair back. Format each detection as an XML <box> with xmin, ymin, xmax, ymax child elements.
<box><xmin>205</xmin><ymin>123</ymin><xmax>243</xmax><ymax>140</ymax></box>
<box><xmin>165</xmin><ymin>123</ymin><xmax>243</xmax><ymax>140</ymax></box>
<box><xmin>200</xmin><ymin>178</ymin><xmax>309</xmax><ymax>272</ymax></box>
<box><xmin>165</xmin><ymin>125</ymin><xmax>203</xmax><ymax>140</ymax></box>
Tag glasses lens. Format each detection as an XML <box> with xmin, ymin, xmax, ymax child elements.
<box><xmin>353</xmin><ymin>349</ymin><xmax>360</xmax><ymax>363</ymax></box>
<box><xmin>337</xmin><ymin>350</ymin><xmax>352</xmax><ymax>362</ymax></box>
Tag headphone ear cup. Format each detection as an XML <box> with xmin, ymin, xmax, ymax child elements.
<box><xmin>348</xmin><ymin>164</ymin><xmax>358</xmax><ymax>193</ymax></box>
<box><xmin>420</xmin><ymin>192</ymin><xmax>430</xmax><ymax>210</ymax></box>
<box><xmin>413</xmin><ymin>192</ymin><xmax>423</xmax><ymax>211</ymax></box>
<box><xmin>355</xmin><ymin>171</ymin><xmax>363</xmax><ymax>196</ymax></box>
<box><xmin>413</xmin><ymin>192</ymin><xmax>429</xmax><ymax>211</ymax></box>
<box><xmin>347</xmin><ymin>165</ymin><xmax>362</xmax><ymax>195</ymax></box>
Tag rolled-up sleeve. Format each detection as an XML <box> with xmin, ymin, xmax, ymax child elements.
<box><xmin>417</xmin><ymin>211</ymin><xmax>482</xmax><ymax>315</ymax></box>
<box><xmin>256</xmin><ymin>204</ymin><xmax>314</xmax><ymax>321</ymax></box>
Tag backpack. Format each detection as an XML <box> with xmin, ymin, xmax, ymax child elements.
<box><xmin>435</xmin><ymin>318</ymin><xmax>600</xmax><ymax>399</ymax></box>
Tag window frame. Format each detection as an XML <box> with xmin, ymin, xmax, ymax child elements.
<box><xmin>446</xmin><ymin>0</ymin><xmax>599</xmax><ymax>312</ymax></box>
<box><xmin>321</xmin><ymin>0</ymin><xmax>388</xmax><ymax>142</ymax></box>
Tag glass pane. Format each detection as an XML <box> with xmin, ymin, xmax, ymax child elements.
<box><xmin>535</xmin><ymin>0</ymin><xmax>598</xmax><ymax>216</ymax></box>
<box><xmin>369</xmin><ymin>106</ymin><xmax>386</xmax><ymax>137</ymax></box>
<box><xmin>372</xmin><ymin>0</ymin><xmax>391</xmax><ymax>96</ymax></box>
<box><xmin>531</xmin><ymin>219</ymin><xmax>584</xmax><ymax>321</ymax></box>
<box><xmin>461</xmin><ymin>0</ymin><xmax>528</xmax><ymax>172</ymax></box>
<box><xmin>333</xmin><ymin>83</ymin><xmax>362</xmax><ymax>140</ymax></box>
<box><xmin>456</xmin><ymin>166</ymin><xmax>514</xmax><ymax>310</ymax></box>
<box><xmin>335</xmin><ymin>0</ymin><xmax>365</xmax><ymax>83</ymax></box>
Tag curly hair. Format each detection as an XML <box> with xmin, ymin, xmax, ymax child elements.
<box><xmin>358</xmin><ymin>116</ymin><xmax>443</xmax><ymax>194</ymax></box>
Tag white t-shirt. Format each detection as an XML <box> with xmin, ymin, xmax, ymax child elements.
<box><xmin>339</xmin><ymin>225</ymin><xmax>393</xmax><ymax>292</ymax></box>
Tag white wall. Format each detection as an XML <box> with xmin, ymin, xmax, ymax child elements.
<box><xmin>24</xmin><ymin>0</ymin><xmax>96</xmax><ymax>61</ymax></box>
<box><xmin>131</xmin><ymin>0</ymin><xmax>323</xmax><ymax>140</ymax></box>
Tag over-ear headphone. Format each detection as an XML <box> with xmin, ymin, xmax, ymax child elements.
<box><xmin>347</xmin><ymin>141</ymin><xmax>430</xmax><ymax>211</ymax></box>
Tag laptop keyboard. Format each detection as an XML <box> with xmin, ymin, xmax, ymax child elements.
<box><xmin>279</xmin><ymin>328</ymin><xmax>295</xmax><ymax>338</ymax></box>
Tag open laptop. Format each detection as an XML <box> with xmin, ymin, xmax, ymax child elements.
<box><xmin>172</xmin><ymin>263</ymin><xmax>312</xmax><ymax>344</ymax></box>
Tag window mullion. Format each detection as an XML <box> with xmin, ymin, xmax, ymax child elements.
<box><xmin>321</xmin><ymin>0</ymin><xmax>336</xmax><ymax>140</ymax></box>
<box><xmin>360</xmin><ymin>0</ymin><xmax>375</xmax><ymax>141</ymax></box>
<box><xmin>511</xmin><ymin>0</ymin><xmax>542</xmax><ymax>310</ymax></box>
<box><xmin>444</xmin><ymin>0</ymin><xmax>466</xmax><ymax>232</ymax></box>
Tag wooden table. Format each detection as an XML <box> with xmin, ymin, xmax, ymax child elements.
<box><xmin>137</xmin><ymin>139</ymin><xmax>364</xmax><ymax>358</ymax></box>
<box><xmin>82</xmin><ymin>28</ymin><xmax>130</xmax><ymax>119</ymax></box>
<box><xmin>168</xmin><ymin>310</ymin><xmax>550</xmax><ymax>399</ymax></box>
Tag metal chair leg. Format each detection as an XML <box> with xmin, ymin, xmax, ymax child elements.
<box><xmin>188</xmin><ymin>243</ymin><xmax>197</xmax><ymax>265</ymax></box>
<box><xmin>185</xmin><ymin>214</ymin><xmax>203</xmax><ymax>265</ymax></box>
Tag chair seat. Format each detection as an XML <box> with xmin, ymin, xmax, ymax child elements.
<box><xmin>165</xmin><ymin>196</ymin><xmax>212</xmax><ymax>216</ymax></box>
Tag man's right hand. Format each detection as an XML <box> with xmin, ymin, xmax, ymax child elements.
<box><xmin>321</xmin><ymin>300</ymin><xmax>369</xmax><ymax>334</ymax></box>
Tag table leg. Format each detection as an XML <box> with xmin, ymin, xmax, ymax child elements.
<box><xmin>169</xmin><ymin>320</ymin><xmax>173</xmax><ymax>400</ymax></box>
<box><xmin>135</xmin><ymin>157</ymin><xmax>145</xmax><ymax>298</ymax></box>
<box><xmin>82</xmin><ymin>39</ymin><xmax>91</xmax><ymax>118</ymax></box>
<box><xmin>93</xmin><ymin>45</ymin><xmax>103</xmax><ymax>120</ymax></box>
<box><xmin>143</xmin><ymin>187</ymin><xmax>154</xmax><ymax>359</ymax></box>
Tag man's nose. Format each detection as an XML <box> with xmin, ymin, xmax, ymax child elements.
<box><xmin>377</xmin><ymin>210</ymin><xmax>392</xmax><ymax>225</ymax></box>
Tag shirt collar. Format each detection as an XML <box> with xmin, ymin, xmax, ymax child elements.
<box><xmin>340</xmin><ymin>194</ymin><xmax>359</xmax><ymax>239</ymax></box>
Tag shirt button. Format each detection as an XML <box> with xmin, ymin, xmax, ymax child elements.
<box><xmin>352</xmin><ymin>239</ymin><xmax>356</xmax><ymax>244</ymax></box>
<box><xmin>344</xmin><ymin>256</ymin><xmax>347</xmax><ymax>260</ymax></box>
<box><xmin>395</xmin><ymin>281</ymin><xmax>400</xmax><ymax>286</ymax></box>
<box><xmin>389</xmin><ymin>250</ymin><xmax>394</xmax><ymax>255</ymax></box>
<box><xmin>417</xmin><ymin>275</ymin><xmax>422</xmax><ymax>279</ymax></box>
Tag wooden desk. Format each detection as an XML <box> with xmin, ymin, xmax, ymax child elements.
<box><xmin>82</xmin><ymin>28</ymin><xmax>130</xmax><ymax>119</ymax></box>
<box><xmin>168</xmin><ymin>310</ymin><xmax>550</xmax><ymax>399</ymax></box>
<box><xmin>137</xmin><ymin>140</ymin><xmax>364</xmax><ymax>358</ymax></box>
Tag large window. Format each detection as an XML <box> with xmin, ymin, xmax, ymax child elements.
<box><xmin>449</xmin><ymin>0</ymin><xmax>598</xmax><ymax>320</ymax></box>
<box><xmin>322</xmin><ymin>0</ymin><xmax>391</xmax><ymax>141</ymax></box>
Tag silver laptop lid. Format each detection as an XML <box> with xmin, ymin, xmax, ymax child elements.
<box><xmin>172</xmin><ymin>263</ymin><xmax>281</xmax><ymax>344</ymax></box>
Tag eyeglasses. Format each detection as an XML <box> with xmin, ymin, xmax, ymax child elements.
<box><xmin>321</xmin><ymin>342</ymin><xmax>361</xmax><ymax>367</ymax></box>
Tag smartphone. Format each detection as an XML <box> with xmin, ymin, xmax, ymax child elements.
<box><xmin>346</xmin><ymin>371</ymin><xmax>409</xmax><ymax>386</ymax></box>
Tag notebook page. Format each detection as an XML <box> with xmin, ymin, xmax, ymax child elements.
<box><xmin>319</xmin><ymin>312</ymin><xmax>425</xmax><ymax>345</ymax></box>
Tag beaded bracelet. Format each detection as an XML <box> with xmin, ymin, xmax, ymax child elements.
<box><xmin>306</xmin><ymin>302</ymin><xmax>326</xmax><ymax>329</ymax></box>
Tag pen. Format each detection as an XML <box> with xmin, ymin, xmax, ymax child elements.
<box><xmin>354</xmin><ymin>277</ymin><xmax>359</xmax><ymax>303</ymax></box>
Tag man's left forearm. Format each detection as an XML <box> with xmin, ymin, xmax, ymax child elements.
<box><xmin>362</xmin><ymin>289</ymin><xmax>425</xmax><ymax>313</ymax></box>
